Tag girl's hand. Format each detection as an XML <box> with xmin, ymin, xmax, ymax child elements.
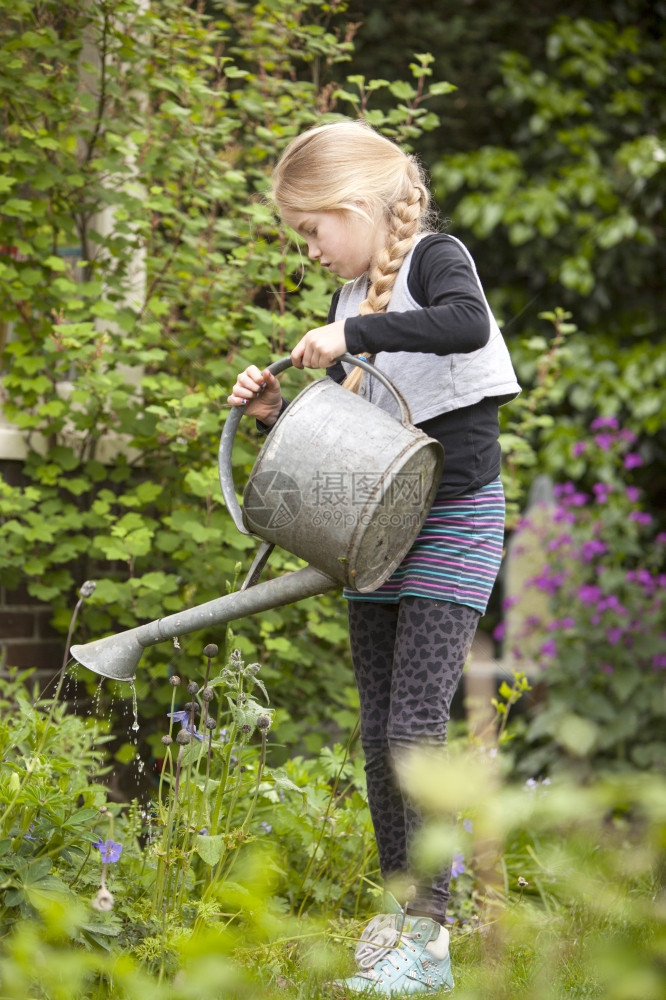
<box><xmin>291</xmin><ymin>320</ymin><xmax>347</xmax><ymax>369</ymax></box>
<box><xmin>227</xmin><ymin>366</ymin><xmax>283</xmax><ymax>425</ymax></box>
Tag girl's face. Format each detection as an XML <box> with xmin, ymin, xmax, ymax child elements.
<box><xmin>282</xmin><ymin>208</ymin><xmax>385</xmax><ymax>280</ymax></box>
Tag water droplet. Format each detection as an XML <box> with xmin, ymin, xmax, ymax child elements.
<box><xmin>129</xmin><ymin>680</ymin><xmax>140</xmax><ymax>732</ymax></box>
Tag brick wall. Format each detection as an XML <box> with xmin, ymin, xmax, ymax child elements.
<box><xmin>1</xmin><ymin>458</ymin><xmax>67</xmax><ymax>678</ymax></box>
<box><xmin>0</xmin><ymin>579</ymin><xmax>65</xmax><ymax>677</ymax></box>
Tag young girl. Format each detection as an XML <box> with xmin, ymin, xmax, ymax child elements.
<box><xmin>228</xmin><ymin>120</ymin><xmax>520</xmax><ymax>996</ymax></box>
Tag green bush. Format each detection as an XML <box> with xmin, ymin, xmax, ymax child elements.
<box><xmin>0</xmin><ymin>0</ymin><xmax>449</xmax><ymax>755</ymax></box>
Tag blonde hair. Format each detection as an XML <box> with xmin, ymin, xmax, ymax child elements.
<box><xmin>272</xmin><ymin>120</ymin><xmax>433</xmax><ymax>392</ymax></box>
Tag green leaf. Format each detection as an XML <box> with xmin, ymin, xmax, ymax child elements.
<box><xmin>44</xmin><ymin>255</ymin><xmax>66</xmax><ymax>272</ymax></box>
<box><xmin>388</xmin><ymin>81</ymin><xmax>417</xmax><ymax>100</ymax></box>
<box><xmin>195</xmin><ymin>833</ymin><xmax>225</xmax><ymax>866</ymax></box>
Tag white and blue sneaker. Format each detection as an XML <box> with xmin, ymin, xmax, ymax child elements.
<box><xmin>333</xmin><ymin>909</ymin><xmax>454</xmax><ymax>996</ymax></box>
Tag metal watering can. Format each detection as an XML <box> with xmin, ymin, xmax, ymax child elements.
<box><xmin>69</xmin><ymin>355</ymin><xmax>444</xmax><ymax>681</ymax></box>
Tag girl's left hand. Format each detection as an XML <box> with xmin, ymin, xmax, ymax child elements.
<box><xmin>291</xmin><ymin>320</ymin><xmax>347</xmax><ymax>369</ymax></box>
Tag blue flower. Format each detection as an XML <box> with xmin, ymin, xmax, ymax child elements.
<box><xmin>451</xmin><ymin>852</ymin><xmax>466</xmax><ymax>879</ymax></box>
<box><xmin>168</xmin><ymin>710</ymin><xmax>203</xmax><ymax>741</ymax></box>
<box><xmin>93</xmin><ymin>838</ymin><xmax>123</xmax><ymax>863</ymax></box>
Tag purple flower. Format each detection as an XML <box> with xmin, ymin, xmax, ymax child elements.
<box><xmin>548</xmin><ymin>616</ymin><xmax>576</xmax><ymax>631</ymax></box>
<box><xmin>590</xmin><ymin>416</ymin><xmax>619</xmax><ymax>431</ymax></box>
<box><xmin>594</xmin><ymin>433</ymin><xmax>616</xmax><ymax>452</ymax></box>
<box><xmin>598</xmin><ymin>595</ymin><xmax>627</xmax><ymax>615</ymax></box>
<box><xmin>572</xmin><ymin>442</ymin><xmax>587</xmax><ymax>457</ymax></box>
<box><xmin>578</xmin><ymin>584</ymin><xmax>602</xmax><ymax>605</ymax></box>
<box><xmin>652</xmin><ymin>654</ymin><xmax>666</xmax><ymax>671</ymax></box>
<box><xmin>600</xmin><ymin>663</ymin><xmax>615</xmax><ymax>675</ymax></box>
<box><xmin>168</xmin><ymin>710</ymin><xmax>203</xmax><ymax>741</ymax></box>
<box><xmin>547</xmin><ymin>534</ymin><xmax>573</xmax><ymax>551</ymax></box>
<box><xmin>592</xmin><ymin>482</ymin><xmax>612</xmax><ymax>504</ymax></box>
<box><xmin>626</xmin><ymin>486</ymin><xmax>641</xmax><ymax>503</ymax></box>
<box><xmin>539</xmin><ymin>639</ymin><xmax>557</xmax><ymax>658</ymax></box>
<box><xmin>451</xmin><ymin>852</ymin><xmax>466</xmax><ymax>879</ymax></box>
<box><xmin>656</xmin><ymin>533</ymin><xmax>666</xmax><ymax>546</ymax></box>
<box><xmin>260</xmin><ymin>821</ymin><xmax>273</xmax><ymax>834</ymax></box>
<box><xmin>493</xmin><ymin>622</ymin><xmax>505</xmax><ymax>641</ymax></box>
<box><xmin>629</xmin><ymin>511</ymin><xmax>652</xmax><ymax>527</ymax></box>
<box><xmin>531</xmin><ymin>568</ymin><xmax>566</xmax><ymax>595</ymax></box>
<box><xmin>93</xmin><ymin>839</ymin><xmax>123</xmax><ymax>863</ymax></box>
<box><xmin>553</xmin><ymin>508</ymin><xmax>576</xmax><ymax>524</ymax></box>
<box><xmin>569</xmin><ymin>491</ymin><xmax>589</xmax><ymax>506</ymax></box>
<box><xmin>581</xmin><ymin>539</ymin><xmax>608</xmax><ymax>562</ymax></box>
<box><xmin>606</xmin><ymin>627</ymin><xmax>623</xmax><ymax>646</ymax></box>
<box><xmin>462</xmin><ymin>818</ymin><xmax>474</xmax><ymax>834</ymax></box>
<box><xmin>554</xmin><ymin>482</ymin><xmax>574</xmax><ymax>498</ymax></box>
<box><xmin>624</xmin><ymin>453</ymin><xmax>643</xmax><ymax>470</ymax></box>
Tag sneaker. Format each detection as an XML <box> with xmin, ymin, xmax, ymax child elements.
<box><xmin>333</xmin><ymin>913</ymin><xmax>454</xmax><ymax>996</ymax></box>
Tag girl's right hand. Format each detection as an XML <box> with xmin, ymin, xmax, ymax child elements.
<box><xmin>227</xmin><ymin>365</ymin><xmax>283</xmax><ymax>425</ymax></box>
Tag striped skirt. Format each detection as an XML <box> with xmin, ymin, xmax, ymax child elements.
<box><xmin>344</xmin><ymin>477</ymin><xmax>506</xmax><ymax>615</ymax></box>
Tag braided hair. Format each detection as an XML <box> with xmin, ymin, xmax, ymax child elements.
<box><xmin>271</xmin><ymin>120</ymin><xmax>433</xmax><ymax>392</ymax></box>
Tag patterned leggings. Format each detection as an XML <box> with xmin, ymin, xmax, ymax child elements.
<box><xmin>348</xmin><ymin>596</ymin><xmax>481</xmax><ymax>925</ymax></box>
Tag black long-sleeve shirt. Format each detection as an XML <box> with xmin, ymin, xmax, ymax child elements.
<box><xmin>327</xmin><ymin>235</ymin><xmax>505</xmax><ymax>499</ymax></box>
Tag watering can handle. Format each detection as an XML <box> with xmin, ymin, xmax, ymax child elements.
<box><xmin>218</xmin><ymin>353</ymin><xmax>412</xmax><ymax>535</ymax></box>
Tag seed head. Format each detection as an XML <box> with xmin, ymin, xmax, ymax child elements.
<box><xmin>187</xmin><ymin>681</ymin><xmax>199</xmax><ymax>695</ymax></box>
<box><xmin>176</xmin><ymin>730</ymin><xmax>192</xmax><ymax>745</ymax></box>
<box><xmin>202</xmin><ymin>686</ymin><xmax>214</xmax><ymax>702</ymax></box>
<box><xmin>206</xmin><ymin>718</ymin><xmax>216</xmax><ymax>730</ymax></box>
<box><xmin>80</xmin><ymin>580</ymin><xmax>97</xmax><ymax>598</ymax></box>
<box><xmin>169</xmin><ymin>675</ymin><xmax>181</xmax><ymax>687</ymax></box>
<box><xmin>184</xmin><ymin>701</ymin><xmax>195</xmax><ymax>711</ymax></box>
<box><xmin>203</xmin><ymin>643</ymin><xmax>219</xmax><ymax>658</ymax></box>
<box><xmin>257</xmin><ymin>715</ymin><xmax>271</xmax><ymax>730</ymax></box>
<box><xmin>241</xmin><ymin>723</ymin><xmax>252</xmax><ymax>734</ymax></box>
<box><xmin>92</xmin><ymin>887</ymin><xmax>114</xmax><ymax>911</ymax></box>
<box><xmin>161</xmin><ymin>734</ymin><xmax>173</xmax><ymax>746</ymax></box>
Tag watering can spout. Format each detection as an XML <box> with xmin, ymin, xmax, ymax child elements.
<box><xmin>70</xmin><ymin>629</ymin><xmax>145</xmax><ymax>682</ymax></box>
<box><xmin>69</xmin><ymin>565</ymin><xmax>337</xmax><ymax>682</ymax></box>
